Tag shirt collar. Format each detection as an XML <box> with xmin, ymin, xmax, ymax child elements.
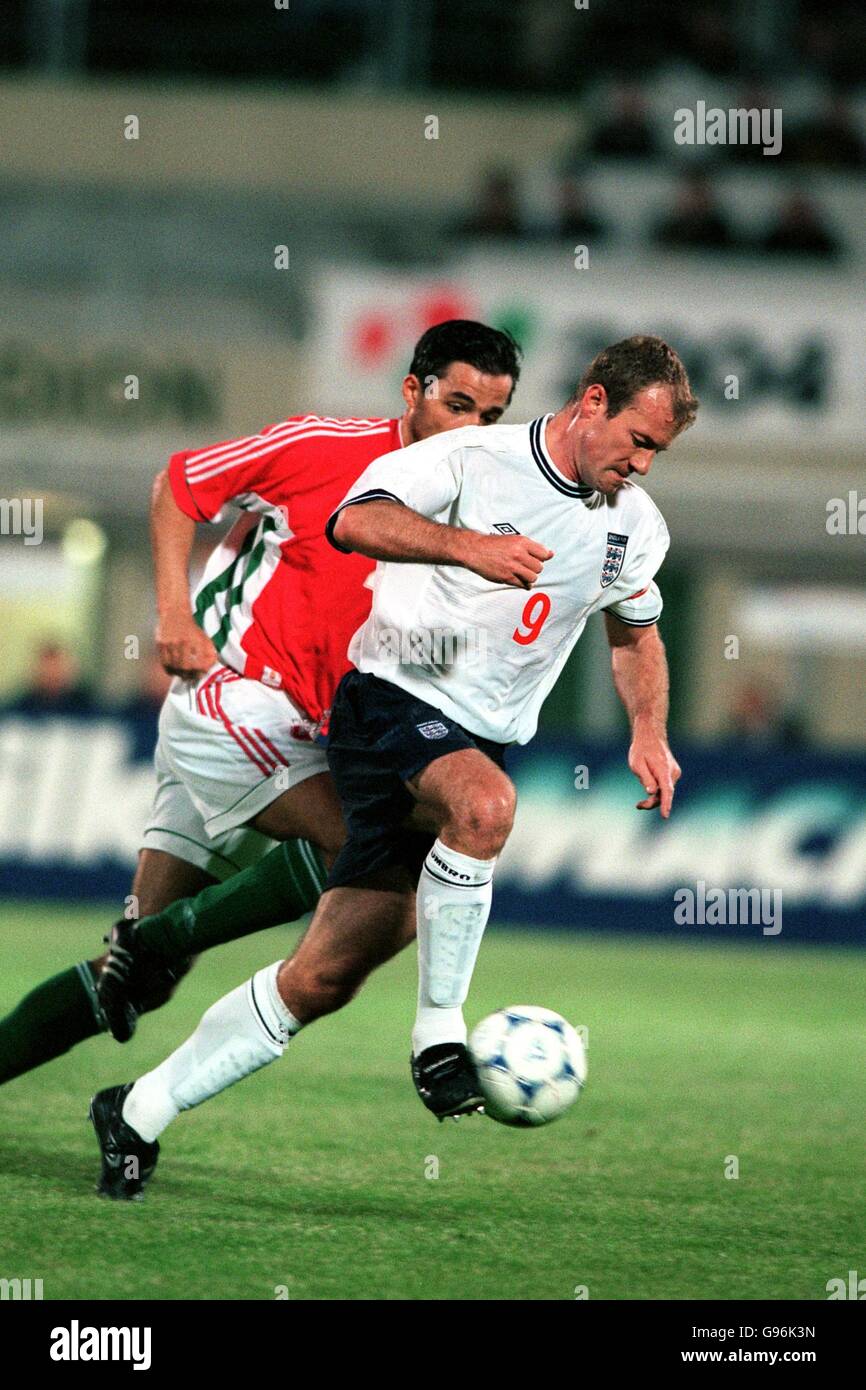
<box><xmin>529</xmin><ymin>415</ymin><xmax>594</xmax><ymax>499</ymax></box>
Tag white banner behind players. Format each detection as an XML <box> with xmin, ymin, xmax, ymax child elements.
<box><xmin>310</xmin><ymin>254</ymin><xmax>862</xmax><ymax>449</ymax></box>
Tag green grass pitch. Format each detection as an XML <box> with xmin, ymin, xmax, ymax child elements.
<box><xmin>0</xmin><ymin>902</ymin><xmax>863</xmax><ymax>1301</ymax></box>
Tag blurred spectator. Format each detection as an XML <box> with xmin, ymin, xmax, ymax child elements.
<box><xmin>786</xmin><ymin>93</ymin><xmax>866</xmax><ymax>170</ymax></box>
<box><xmin>727</xmin><ymin>680</ymin><xmax>808</xmax><ymax>749</ymax></box>
<box><xmin>453</xmin><ymin>167</ymin><xmax>523</xmax><ymax>239</ymax></box>
<box><xmin>652</xmin><ymin>171</ymin><xmax>738</xmax><ymax>251</ymax></box>
<box><xmin>587</xmin><ymin>84</ymin><xmax>656</xmax><ymax>160</ymax></box>
<box><xmin>718</xmin><ymin>85</ymin><xmax>780</xmax><ymax>165</ymax></box>
<box><xmin>115</xmin><ymin>647</ymin><xmax>173</xmax><ymax>758</ymax></box>
<box><xmin>794</xmin><ymin>8</ymin><xmax>866</xmax><ymax>86</ymax></box>
<box><xmin>116</xmin><ymin>648</ymin><xmax>172</xmax><ymax>722</ymax></box>
<box><xmin>4</xmin><ymin>640</ymin><xmax>96</xmax><ymax>716</ymax></box>
<box><xmin>679</xmin><ymin>6</ymin><xmax>741</xmax><ymax>79</ymax></box>
<box><xmin>548</xmin><ymin>174</ymin><xmax>607</xmax><ymax>242</ymax></box>
<box><xmin>760</xmin><ymin>192</ymin><xmax>842</xmax><ymax>261</ymax></box>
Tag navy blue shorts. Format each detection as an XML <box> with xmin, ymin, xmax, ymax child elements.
<box><xmin>324</xmin><ymin>670</ymin><xmax>508</xmax><ymax>890</ymax></box>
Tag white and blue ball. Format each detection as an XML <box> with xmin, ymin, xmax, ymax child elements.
<box><xmin>469</xmin><ymin>1005</ymin><xmax>587</xmax><ymax>1128</ymax></box>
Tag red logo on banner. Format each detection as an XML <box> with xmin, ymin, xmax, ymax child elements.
<box><xmin>415</xmin><ymin>290</ymin><xmax>474</xmax><ymax>332</ymax></box>
<box><xmin>350</xmin><ymin>287</ymin><xmax>477</xmax><ymax>369</ymax></box>
<box><xmin>352</xmin><ymin>314</ymin><xmax>394</xmax><ymax>367</ymax></box>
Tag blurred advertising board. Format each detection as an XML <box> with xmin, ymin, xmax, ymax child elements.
<box><xmin>500</xmin><ymin>737</ymin><xmax>866</xmax><ymax>944</ymax></box>
<box><xmin>311</xmin><ymin>257</ymin><xmax>862</xmax><ymax>445</ymax></box>
<box><xmin>1</xmin><ymin>714</ymin><xmax>864</xmax><ymax>945</ymax></box>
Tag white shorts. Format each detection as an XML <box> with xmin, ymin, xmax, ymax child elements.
<box><xmin>141</xmin><ymin>664</ymin><xmax>328</xmax><ymax>870</ymax></box>
<box><xmin>141</xmin><ymin>742</ymin><xmax>277</xmax><ymax>882</ymax></box>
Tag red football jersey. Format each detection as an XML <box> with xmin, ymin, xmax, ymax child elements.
<box><xmin>168</xmin><ymin>414</ymin><xmax>403</xmax><ymax>725</ymax></box>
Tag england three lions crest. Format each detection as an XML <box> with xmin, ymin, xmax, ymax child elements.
<box><xmin>601</xmin><ymin>532</ymin><xmax>629</xmax><ymax>588</ymax></box>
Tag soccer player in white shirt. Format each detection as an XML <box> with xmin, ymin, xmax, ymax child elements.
<box><xmin>91</xmin><ymin>336</ymin><xmax>698</xmax><ymax>1192</ymax></box>
<box><xmin>323</xmin><ymin>334</ymin><xmax>696</xmax><ymax>1115</ymax></box>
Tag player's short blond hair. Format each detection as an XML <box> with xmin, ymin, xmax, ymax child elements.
<box><xmin>573</xmin><ymin>335</ymin><xmax>699</xmax><ymax>432</ymax></box>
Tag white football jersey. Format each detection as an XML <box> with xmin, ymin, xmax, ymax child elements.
<box><xmin>327</xmin><ymin>416</ymin><xmax>670</xmax><ymax>746</ymax></box>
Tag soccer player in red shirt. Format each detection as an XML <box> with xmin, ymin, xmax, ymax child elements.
<box><xmin>0</xmin><ymin>321</ymin><xmax>521</xmax><ymax>1092</ymax></box>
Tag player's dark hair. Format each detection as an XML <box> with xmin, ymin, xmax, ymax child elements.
<box><xmin>573</xmin><ymin>335</ymin><xmax>699</xmax><ymax>432</ymax></box>
<box><xmin>409</xmin><ymin>320</ymin><xmax>522</xmax><ymax>400</ymax></box>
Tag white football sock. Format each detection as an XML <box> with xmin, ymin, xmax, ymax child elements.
<box><xmin>122</xmin><ymin>960</ymin><xmax>301</xmax><ymax>1142</ymax></box>
<box><xmin>412</xmin><ymin>838</ymin><xmax>496</xmax><ymax>1055</ymax></box>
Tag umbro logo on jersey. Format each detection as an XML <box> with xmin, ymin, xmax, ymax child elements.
<box><xmin>601</xmin><ymin>532</ymin><xmax>629</xmax><ymax>588</ymax></box>
<box><xmin>492</xmin><ymin>522</ymin><xmax>519</xmax><ymax>534</ymax></box>
<box><xmin>417</xmin><ymin>720</ymin><xmax>450</xmax><ymax>739</ymax></box>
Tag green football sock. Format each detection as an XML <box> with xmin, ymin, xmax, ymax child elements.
<box><xmin>0</xmin><ymin>962</ymin><xmax>105</xmax><ymax>1086</ymax></box>
<box><xmin>135</xmin><ymin>838</ymin><xmax>327</xmax><ymax>964</ymax></box>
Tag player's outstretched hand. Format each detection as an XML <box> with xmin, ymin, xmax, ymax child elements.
<box><xmin>628</xmin><ymin>724</ymin><xmax>681</xmax><ymax>819</ymax></box>
<box><xmin>467</xmin><ymin>534</ymin><xmax>554</xmax><ymax>589</ymax></box>
<box><xmin>156</xmin><ymin>613</ymin><xmax>218</xmax><ymax>680</ymax></box>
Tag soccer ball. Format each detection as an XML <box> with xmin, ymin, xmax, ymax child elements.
<box><xmin>469</xmin><ymin>1005</ymin><xmax>587</xmax><ymax>1127</ymax></box>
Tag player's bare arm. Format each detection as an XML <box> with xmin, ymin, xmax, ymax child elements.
<box><xmin>332</xmin><ymin>498</ymin><xmax>553</xmax><ymax>589</ymax></box>
<box><xmin>604</xmin><ymin>611</ymin><xmax>681</xmax><ymax>819</ymax></box>
<box><xmin>150</xmin><ymin>468</ymin><xmax>218</xmax><ymax>679</ymax></box>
